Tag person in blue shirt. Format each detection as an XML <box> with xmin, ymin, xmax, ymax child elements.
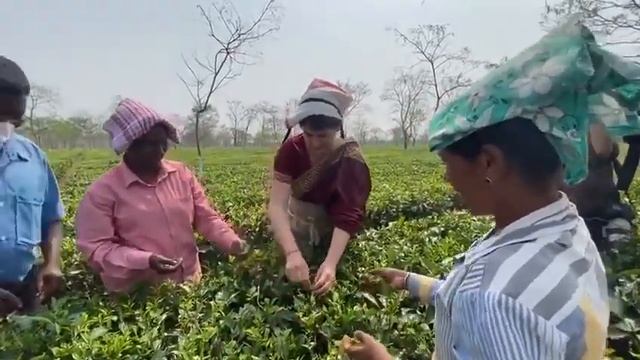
<box><xmin>0</xmin><ymin>56</ymin><xmax>65</xmax><ymax>316</ymax></box>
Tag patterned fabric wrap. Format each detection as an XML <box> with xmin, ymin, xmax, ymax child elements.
<box><xmin>427</xmin><ymin>16</ymin><xmax>640</xmax><ymax>185</ymax></box>
<box><xmin>103</xmin><ymin>98</ymin><xmax>180</xmax><ymax>155</ymax></box>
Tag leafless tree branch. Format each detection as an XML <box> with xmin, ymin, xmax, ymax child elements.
<box><xmin>25</xmin><ymin>85</ymin><xmax>60</xmax><ymax>146</ymax></box>
<box><xmin>393</xmin><ymin>24</ymin><xmax>475</xmax><ymax>114</ymax></box>
<box><xmin>179</xmin><ymin>0</ymin><xmax>281</xmax><ymax>159</ymax></box>
<box><xmin>337</xmin><ymin>80</ymin><xmax>372</xmax><ymax>118</ymax></box>
<box><xmin>381</xmin><ymin>69</ymin><xmax>429</xmax><ymax>149</ymax></box>
<box><xmin>542</xmin><ymin>0</ymin><xmax>640</xmax><ymax>59</ymax></box>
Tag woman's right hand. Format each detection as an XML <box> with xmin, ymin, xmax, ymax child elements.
<box><xmin>285</xmin><ymin>250</ymin><xmax>311</xmax><ymax>290</ymax></box>
<box><xmin>149</xmin><ymin>254</ymin><xmax>182</xmax><ymax>274</ymax></box>
<box><xmin>372</xmin><ymin>268</ymin><xmax>409</xmax><ymax>290</ymax></box>
<box><xmin>0</xmin><ymin>288</ymin><xmax>22</xmax><ymax>316</ymax></box>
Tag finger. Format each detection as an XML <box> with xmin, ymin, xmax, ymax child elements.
<box><xmin>284</xmin><ymin>270</ymin><xmax>297</xmax><ymax>283</ymax></box>
<box><xmin>163</xmin><ymin>263</ymin><xmax>180</xmax><ymax>272</ymax></box>
<box><xmin>159</xmin><ymin>258</ymin><xmax>178</xmax><ymax>266</ymax></box>
<box><xmin>46</xmin><ymin>275</ymin><xmax>63</xmax><ymax>294</ymax></box>
<box><xmin>299</xmin><ymin>267</ymin><xmax>310</xmax><ymax>283</ymax></box>
<box><xmin>0</xmin><ymin>289</ymin><xmax>22</xmax><ymax>309</ymax></box>
<box><xmin>300</xmin><ymin>279</ymin><xmax>312</xmax><ymax>291</ymax></box>
<box><xmin>345</xmin><ymin>347</ymin><xmax>367</xmax><ymax>359</ymax></box>
<box><xmin>353</xmin><ymin>330</ymin><xmax>375</xmax><ymax>344</ymax></box>
<box><xmin>287</xmin><ymin>266</ymin><xmax>305</xmax><ymax>283</ymax></box>
<box><xmin>286</xmin><ymin>266</ymin><xmax>301</xmax><ymax>279</ymax></box>
<box><xmin>37</xmin><ymin>273</ymin><xmax>44</xmax><ymax>293</ymax></box>
<box><xmin>313</xmin><ymin>270</ymin><xmax>334</xmax><ymax>292</ymax></box>
<box><xmin>40</xmin><ymin>276</ymin><xmax>52</xmax><ymax>299</ymax></box>
<box><xmin>159</xmin><ymin>263</ymin><xmax>179</xmax><ymax>272</ymax></box>
<box><xmin>156</xmin><ymin>263</ymin><xmax>179</xmax><ymax>273</ymax></box>
<box><xmin>313</xmin><ymin>278</ymin><xmax>334</xmax><ymax>296</ymax></box>
<box><xmin>371</xmin><ymin>268</ymin><xmax>391</xmax><ymax>280</ymax></box>
<box><xmin>312</xmin><ymin>271</ymin><xmax>328</xmax><ymax>290</ymax></box>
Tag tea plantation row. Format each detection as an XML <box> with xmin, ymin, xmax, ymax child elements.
<box><xmin>0</xmin><ymin>147</ymin><xmax>638</xmax><ymax>359</ymax></box>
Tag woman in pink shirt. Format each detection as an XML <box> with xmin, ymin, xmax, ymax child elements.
<box><xmin>75</xmin><ymin>98</ymin><xmax>247</xmax><ymax>293</ymax></box>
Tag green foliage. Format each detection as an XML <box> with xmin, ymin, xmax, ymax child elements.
<box><xmin>1</xmin><ymin>147</ymin><xmax>638</xmax><ymax>359</ymax></box>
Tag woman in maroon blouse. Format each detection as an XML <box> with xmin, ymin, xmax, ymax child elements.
<box><xmin>268</xmin><ymin>79</ymin><xmax>372</xmax><ymax>296</ymax></box>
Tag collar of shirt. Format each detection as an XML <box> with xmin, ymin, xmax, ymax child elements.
<box><xmin>119</xmin><ymin>160</ymin><xmax>179</xmax><ymax>187</ymax></box>
<box><xmin>465</xmin><ymin>192</ymin><xmax>579</xmax><ymax>265</ymax></box>
<box><xmin>0</xmin><ymin>134</ymin><xmax>31</xmax><ymax>163</ymax></box>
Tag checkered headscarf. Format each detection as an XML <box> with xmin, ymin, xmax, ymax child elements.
<box><xmin>103</xmin><ymin>98</ymin><xmax>179</xmax><ymax>154</ymax></box>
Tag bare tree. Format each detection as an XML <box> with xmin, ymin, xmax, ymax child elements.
<box><xmin>408</xmin><ymin>107</ymin><xmax>428</xmax><ymax>146</ymax></box>
<box><xmin>283</xmin><ymin>98</ymin><xmax>298</xmax><ymax>115</ymax></box>
<box><xmin>282</xmin><ymin>98</ymin><xmax>302</xmax><ymax>138</ymax></box>
<box><xmin>393</xmin><ymin>24</ymin><xmax>477</xmax><ymax>114</ymax></box>
<box><xmin>336</xmin><ymin>80</ymin><xmax>372</xmax><ymax>117</ymax></box>
<box><xmin>182</xmin><ymin>106</ymin><xmax>219</xmax><ymax>147</ymax></box>
<box><xmin>352</xmin><ymin>113</ymin><xmax>371</xmax><ymax>144</ymax></box>
<box><xmin>369</xmin><ymin>127</ymin><xmax>385</xmax><ymax>144</ymax></box>
<box><xmin>227</xmin><ymin>100</ymin><xmax>254</xmax><ymax>146</ymax></box>
<box><xmin>542</xmin><ymin>0</ymin><xmax>640</xmax><ymax>59</ymax></box>
<box><xmin>252</xmin><ymin>102</ymin><xmax>281</xmax><ymax>146</ymax></box>
<box><xmin>381</xmin><ymin>69</ymin><xmax>429</xmax><ymax>149</ymax></box>
<box><xmin>25</xmin><ymin>85</ymin><xmax>60</xmax><ymax>146</ymax></box>
<box><xmin>338</xmin><ymin>80</ymin><xmax>372</xmax><ymax>141</ymax></box>
<box><xmin>179</xmin><ymin>0</ymin><xmax>281</xmax><ymax>169</ymax></box>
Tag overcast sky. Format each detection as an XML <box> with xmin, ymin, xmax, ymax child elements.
<box><xmin>2</xmin><ymin>0</ymin><xmax>549</xmax><ymax>131</ymax></box>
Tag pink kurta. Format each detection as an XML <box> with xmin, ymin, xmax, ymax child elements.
<box><xmin>75</xmin><ymin>160</ymin><xmax>240</xmax><ymax>293</ymax></box>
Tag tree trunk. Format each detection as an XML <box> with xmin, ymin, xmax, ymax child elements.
<box><xmin>403</xmin><ymin>130</ymin><xmax>409</xmax><ymax>149</ymax></box>
<box><xmin>195</xmin><ymin>112</ymin><xmax>203</xmax><ymax>173</ymax></box>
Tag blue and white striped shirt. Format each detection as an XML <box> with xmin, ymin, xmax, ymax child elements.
<box><xmin>407</xmin><ymin>194</ymin><xmax>609</xmax><ymax>359</ymax></box>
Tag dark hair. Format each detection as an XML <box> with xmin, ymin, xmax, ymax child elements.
<box><xmin>299</xmin><ymin>115</ymin><xmax>342</xmax><ymax>131</ymax></box>
<box><xmin>0</xmin><ymin>92</ymin><xmax>27</xmax><ymax>122</ymax></box>
<box><xmin>445</xmin><ymin>117</ymin><xmax>561</xmax><ymax>187</ymax></box>
<box><xmin>282</xmin><ymin>115</ymin><xmax>344</xmax><ymax>143</ymax></box>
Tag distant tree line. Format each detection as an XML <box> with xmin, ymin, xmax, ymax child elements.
<box><xmin>25</xmin><ymin>0</ymin><xmax>636</xmax><ymax>151</ymax></box>
<box><xmin>18</xmin><ymin>83</ymin><xmax>417</xmax><ymax>150</ymax></box>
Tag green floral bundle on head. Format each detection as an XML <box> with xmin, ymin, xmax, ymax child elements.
<box><xmin>427</xmin><ymin>15</ymin><xmax>640</xmax><ymax>185</ymax></box>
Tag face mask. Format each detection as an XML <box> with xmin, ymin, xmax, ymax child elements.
<box><xmin>0</xmin><ymin>122</ymin><xmax>15</xmax><ymax>143</ymax></box>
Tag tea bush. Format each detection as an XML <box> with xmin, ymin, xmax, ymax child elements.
<box><xmin>0</xmin><ymin>147</ymin><xmax>638</xmax><ymax>359</ymax></box>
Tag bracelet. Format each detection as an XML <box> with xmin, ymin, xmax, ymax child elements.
<box><xmin>403</xmin><ymin>272</ymin><xmax>411</xmax><ymax>290</ymax></box>
<box><xmin>285</xmin><ymin>248</ymin><xmax>300</xmax><ymax>257</ymax></box>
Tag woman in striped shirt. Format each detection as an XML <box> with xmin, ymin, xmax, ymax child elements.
<box><xmin>344</xmin><ymin>17</ymin><xmax>640</xmax><ymax>360</ymax></box>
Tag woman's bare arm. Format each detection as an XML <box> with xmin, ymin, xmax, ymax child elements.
<box><xmin>267</xmin><ymin>179</ymin><xmax>300</xmax><ymax>256</ymax></box>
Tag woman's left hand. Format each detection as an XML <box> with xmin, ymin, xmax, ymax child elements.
<box><xmin>312</xmin><ymin>261</ymin><xmax>336</xmax><ymax>296</ymax></box>
<box><xmin>343</xmin><ymin>331</ymin><xmax>393</xmax><ymax>360</ymax></box>
<box><xmin>229</xmin><ymin>239</ymin><xmax>249</xmax><ymax>256</ymax></box>
<box><xmin>37</xmin><ymin>265</ymin><xmax>64</xmax><ymax>302</ymax></box>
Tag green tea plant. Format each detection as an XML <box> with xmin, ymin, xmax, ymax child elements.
<box><xmin>0</xmin><ymin>147</ymin><xmax>637</xmax><ymax>359</ymax></box>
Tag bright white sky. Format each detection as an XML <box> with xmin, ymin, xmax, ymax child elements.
<box><xmin>2</xmin><ymin>0</ymin><xmax>550</xmax><ymax>131</ymax></box>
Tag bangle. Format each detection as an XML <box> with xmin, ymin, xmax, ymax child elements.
<box><xmin>285</xmin><ymin>249</ymin><xmax>299</xmax><ymax>257</ymax></box>
<box><xmin>403</xmin><ymin>273</ymin><xmax>410</xmax><ymax>290</ymax></box>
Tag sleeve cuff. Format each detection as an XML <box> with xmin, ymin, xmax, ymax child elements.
<box><xmin>406</xmin><ymin>273</ymin><xmax>442</xmax><ymax>305</ymax></box>
<box><xmin>126</xmin><ymin>250</ymin><xmax>153</xmax><ymax>270</ymax></box>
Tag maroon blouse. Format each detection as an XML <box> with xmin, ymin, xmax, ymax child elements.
<box><xmin>273</xmin><ymin>134</ymin><xmax>372</xmax><ymax>236</ymax></box>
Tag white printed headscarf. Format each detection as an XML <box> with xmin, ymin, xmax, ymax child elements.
<box><xmin>286</xmin><ymin>78</ymin><xmax>353</xmax><ymax>129</ymax></box>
